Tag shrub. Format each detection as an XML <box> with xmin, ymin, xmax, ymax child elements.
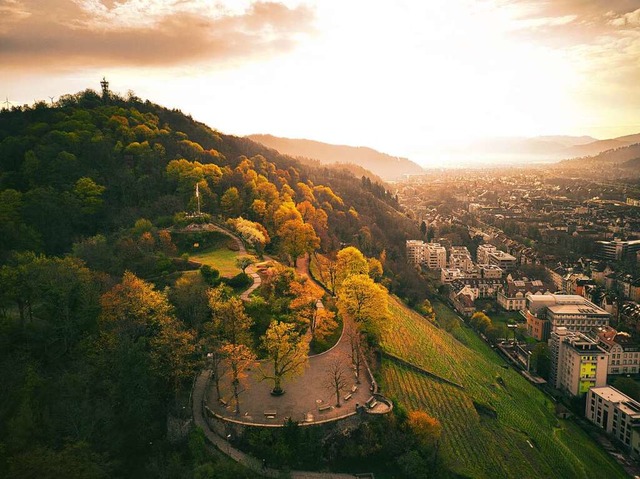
<box><xmin>224</xmin><ymin>272</ymin><xmax>252</xmax><ymax>289</ymax></box>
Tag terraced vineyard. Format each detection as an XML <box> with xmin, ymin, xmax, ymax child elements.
<box><xmin>379</xmin><ymin>296</ymin><xmax>627</xmax><ymax>479</ymax></box>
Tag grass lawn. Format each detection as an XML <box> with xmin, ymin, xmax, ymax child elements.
<box><xmin>379</xmin><ymin>295</ymin><xmax>627</xmax><ymax>479</ymax></box>
<box><xmin>189</xmin><ymin>247</ymin><xmax>255</xmax><ymax>278</ymax></box>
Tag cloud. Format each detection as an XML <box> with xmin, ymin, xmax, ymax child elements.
<box><xmin>0</xmin><ymin>0</ymin><xmax>315</xmax><ymax>71</ymax></box>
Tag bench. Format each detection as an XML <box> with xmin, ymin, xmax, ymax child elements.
<box><xmin>351</xmin><ymin>385</ymin><xmax>358</xmax><ymax>393</ymax></box>
<box><xmin>318</xmin><ymin>404</ymin><xmax>332</xmax><ymax>412</ymax></box>
<box><xmin>366</xmin><ymin>396</ymin><xmax>378</xmax><ymax>409</ymax></box>
<box><xmin>264</xmin><ymin>410</ymin><xmax>277</xmax><ymax>418</ymax></box>
<box><xmin>344</xmin><ymin>393</ymin><xmax>353</xmax><ymax>401</ymax></box>
<box><xmin>219</xmin><ymin>398</ymin><xmax>228</xmax><ymax>407</ymax></box>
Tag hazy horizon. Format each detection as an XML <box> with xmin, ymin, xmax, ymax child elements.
<box><xmin>3</xmin><ymin>0</ymin><xmax>640</xmax><ymax>167</ymax></box>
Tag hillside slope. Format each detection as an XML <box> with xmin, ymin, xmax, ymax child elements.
<box><xmin>556</xmin><ymin>142</ymin><xmax>640</xmax><ymax>174</ymax></box>
<box><xmin>379</xmin><ymin>296</ymin><xmax>627</xmax><ymax>479</ymax></box>
<box><xmin>248</xmin><ymin>134</ymin><xmax>424</xmax><ymax>180</ymax></box>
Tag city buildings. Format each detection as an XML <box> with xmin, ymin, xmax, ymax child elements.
<box><xmin>487</xmin><ymin>250</ymin><xmax>517</xmax><ymax>272</ymax></box>
<box><xmin>596</xmin><ymin>238</ymin><xmax>640</xmax><ymax>262</ymax></box>
<box><xmin>592</xmin><ymin>326</ymin><xmax>640</xmax><ymax>375</ymax></box>
<box><xmin>497</xmin><ymin>278</ymin><xmax>546</xmax><ymax>311</ymax></box>
<box><xmin>586</xmin><ymin>386</ymin><xmax>640</xmax><ymax>457</ymax></box>
<box><xmin>405</xmin><ymin>240</ymin><xmax>447</xmax><ymax>269</ymax></box>
<box><xmin>524</xmin><ymin>294</ymin><xmax>610</xmax><ymax>341</ymax></box>
<box><xmin>549</xmin><ymin>328</ymin><xmax>608</xmax><ymax>396</ymax></box>
<box><xmin>449</xmin><ymin>246</ymin><xmax>473</xmax><ymax>271</ymax></box>
<box><xmin>477</xmin><ymin>244</ymin><xmax>497</xmax><ymax>264</ymax></box>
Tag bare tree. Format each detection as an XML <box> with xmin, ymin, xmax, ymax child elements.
<box><xmin>221</xmin><ymin>343</ymin><xmax>256</xmax><ymax>415</ymax></box>
<box><xmin>345</xmin><ymin>321</ymin><xmax>362</xmax><ymax>384</ymax></box>
<box><xmin>324</xmin><ymin>357</ymin><xmax>349</xmax><ymax>407</ymax></box>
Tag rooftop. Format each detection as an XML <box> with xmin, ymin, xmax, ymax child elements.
<box><xmin>591</xmin><ymin>386</ymin><xmax>640</xmax><ymax>417</ymax></box>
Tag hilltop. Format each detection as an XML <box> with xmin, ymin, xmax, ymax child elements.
<box><xmin>248</xmin><ymin>133</ymin><xmax>424</xmax><ymax>181</ymax></box>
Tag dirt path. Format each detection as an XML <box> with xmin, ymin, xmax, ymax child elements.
<box><xmin>202</xmin><ymin>223</ymin><xmax>262</xmax><ymax>301</ymax></box>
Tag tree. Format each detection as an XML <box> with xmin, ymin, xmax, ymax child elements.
<box><xmin>335</xmin><ymin>246</ymin><xmax>368</xmax><ymax>287</ymax></box>
<box><xmin>200</xmin><ymin>265</ymin><xmax>221</xmax><ymax>286</ymax></box>
<box><xmin>612</xmin><ymin>377</ymin><xmax>640</xmax><ymax>402</ymax></box>
<box><xmin>407</xmin><ymin>410</ymin><xmax>442</xmax><ymax>449</ymax></box>
<box><xmin>470</xmin><ymin>312</ymin><xmax>492</xmax><ymax>334</ymax></box>
<box><xmin>236</xmin><ymin>256</ymin><xmax>254</xmax><ymax>274</ymax></box>
<box><xmin>531</xmin><ymin>342</ymin><xmax>551</xmax><ymax>380</ymax></box>
<box><xmin>228</xmin><ymin>217</ymin><xmax>270</xmax><ymax>254</ymax></box>
<box><xmin>337</xmin><ymin>274</ymin><xmax>388</xmax><ymax>328</ymax></box>
<box><xmin>73</xmin><ymin>177</ymin><xmax>106</xmax><ymax>215</ymax></box>
<box><xmin>367</xmin><ymin>257</ymin><xmax>384</xmax><ymax>282</ymax></box>
<box><xmin>278</xmin><ymin>219</ymin><xmax>320</xmax><ymax>267</ymax></box>
<box><xmin>289</xmin><ymin>277</ymin><xmax>324</xmax><ymax>330</ymax></box>
<box><xmin>324</xmin><ymin>358</ymin><xmax>349</xmax><ymax>407</ymax></box>
<box><xmin>261</xmin><ymin>321</ymin><xmax>308</xmax><ymax>395</ymax></box>
<box><xmin>169</xmin><ymin>272</ymin><xmax>209</xmax><ymax>331</ymax></box>
<box><xmin>220</xmin><ymin>343</ymin><xmax>256</xmax><ymax>415</ymax></box>
<box><xmin>220</xmin><ymin>187</ymin><xmax>242</xmax><ymax>217</ymax></box>
<box><xmin>420</xmin><ymin>221</ymin><xmax>427</xmax><ymax>238</ymax></box>
<box><xmin>100</xmin><ymin>272</ymin><xmax>195</xmax><ymax>397</ymax></box>
<box><xmin>207</xmin><ymin>286</ymin><xmax>253</xmax><ymax>346</ymax></box>
<box><xmin>313</xmin><ymin>308</ymin><xmax>338</xmax><ymax>344</ymax></box>
<box><xmin>345</xmin><ymin>321</ymin><xmax>363</xmax><ymax>383</ymax></box>
<box><xmin>313</xmin><ymin>252</ymin><xmax>338</xmax><ymax>295</ymax></box>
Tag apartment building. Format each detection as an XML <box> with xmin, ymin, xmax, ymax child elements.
<box><xmin>488</xmin><ymin>250</ymin><xmax>517</xmax><ymax>272</ymax></box>
<box><xmin>480</xmin><ymin>264</ymin><xmax>503</xmax><ymax>279</ymax></box>
<box><xmin>586</xmin><ymin>386</ymin><xmax>640</xmax><ymax>457</ymax></box>
<box><xmin>449</xmin><ymin>246</ymin><xmax>473</xmax><ymax>271</ymax></box>
<box><xmin>549</xmin><ymin>328</ymin><xmax>608</xmax><ymax>396</ymax></box>
<box><xmin>407</xmin><ymin>240</ymin><xmax>446</xmax><ymax>268</ymax></box>
<box><xmin>477</xmin><ymin>244</ymin><xmax>497</xmax><ymax>264</ymax></box>
<box><xmin>497</xmin><ymin>278</ymin><xmax>545</xmax><ymax>311</ymax></box>
<box><xmin>596</xmin><ymin>238</ymin><xmax>640</xmax><ymax>262</ymax></box>
<box><xmin>592</xmin><ymin>326</ymin><xmax>640</xmax><ymax>375</ymax></box>
<box><xmin>525</xmin><ymin>294</ymin><xmax>610</xmax><ymax>341</ymax></box>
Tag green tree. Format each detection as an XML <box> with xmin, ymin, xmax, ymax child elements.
<box><xmin>220</xmin><ymin>187</ymin><xmax>242</xmax><ymax>217</ymax></box>
<box><xmin>236</xmin><ymin>256</ymin><xmax>254</xmax><ymax>274</ymax></box>
<box><xmin>612</xmin><ymin>377</ymin><xmax>640</xmax><ymax>402</ymax></box>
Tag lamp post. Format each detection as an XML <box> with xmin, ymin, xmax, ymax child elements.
<box><xmin>226</xmin><ymin>434</ymin><xmax>231</xmax><ymax>454</ymax></box>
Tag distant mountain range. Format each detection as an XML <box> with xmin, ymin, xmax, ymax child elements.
<box><xmin>248</xmin><ymin>134</ymin><xmax>424</xmax><ymax>181</ymax></box>
<box><xmin>446</xmin><ymin>133</ymin><xmax>640</xmax><ymax>164</ymax></box>
<box><xmin>557</xmin><ymin>141</ymin><xmax>640</xmax><ymax>172</ymax></box>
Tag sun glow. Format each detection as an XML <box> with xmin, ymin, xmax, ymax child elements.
<box><xmin>3</xmin><ymin>0</ymin><xmax>640</xmax><ymax>167</ymax></box>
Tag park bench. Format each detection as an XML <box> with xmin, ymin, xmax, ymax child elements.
<box><xmin>219</xmin><ymin>398</ymin><xmax>228</xmax><ymax>407</ymax></box>
<box><xmin>351</xmin><ymin>385</ymin><xmax>358</xmax><ymax>393</ymax></box>
<box><xmin>318</xmin><ymin>404</ymin><xmax>332</xmax><ymax>412</ymax></box>
<box><xmin>344</xmin><ymin>393</ymin><xmax>353</xmax><ymax>401</ymax></box>
<box><xmin>366</xmin><ymin>396</ymin><xmax>378</xmax><ymax>409</ymax></box>
<box><xmin>264</xmin><ymin>410</ymin><xmax>277</xmax><ymax>418</ymax></box>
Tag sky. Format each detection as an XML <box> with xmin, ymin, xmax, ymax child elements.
<box><xmin>2</xmin><ymin>0</ymin><xmax>640</xmax><ymax>167</ymax></box>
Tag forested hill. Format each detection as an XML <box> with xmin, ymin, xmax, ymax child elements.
<box><xmin>248</xmin><ymin>133</ymin><xmax>424</xmax><ymax>181</ymax></box>
<box><xmin>0</xmin><ymin>88</ymin><xmax>422</xmax><ymax>299</ymax></box>
<box><xmin>0</xmin><ymin>88</ymin><xmax>428</xmax><ymax>478</ymax></box>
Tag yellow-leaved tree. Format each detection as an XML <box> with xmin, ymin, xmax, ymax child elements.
<box><xmin>261</xmin><ymin>321</ymin><xmax>308</xmax><ymax>395</ymax></box>
<box><xmin>337</xmin><ymin>273</ymin><xmax>389</xmax><ymax>342</ymax></box>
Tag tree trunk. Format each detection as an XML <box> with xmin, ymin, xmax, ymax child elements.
<box><xmin>335</xmin><ymin>386</ymin><xmax>341</xmax><ymax>407</ymax></box>
<box><xmin>232</xmin><ymin>378</ymin><xmax>240</xmax><ymax>415</ymax></box>
<box><xmin>273</xmin><ymin>375</ymin><xmax>283</xmax><ymax>395</ymax></box>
